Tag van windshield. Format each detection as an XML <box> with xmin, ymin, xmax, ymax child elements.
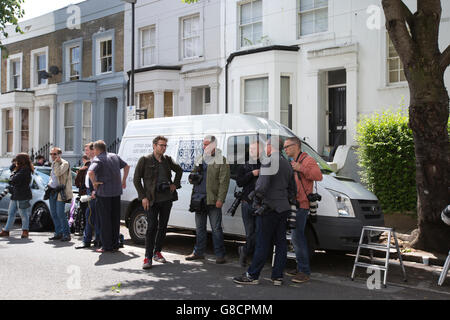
<box><xmin>227</xmin><ymin>134</ymin><xmax>334</xmax><ymax>178</ymax></box>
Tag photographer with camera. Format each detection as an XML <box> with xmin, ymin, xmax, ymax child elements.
<box><xmin>47</xmin><ymin>147</ymin><xmax>73</xmax><ymax>242</ymax></box>
<box><xmin>134</xmin><ymin>136</ymin><xmax>182</xmax><ymax>269</ymax></box>
<box><xmin>235</xmin><ymin>141</ymin><xmax>262</xmax><ymax>267</ymax></box>
<box><xmin>283</xmin><ymin>137</ymin><xmax>322</xmax><ymax>284</ymax></box>
<box><xmin>233</xmin><ymin>136</ymin><xmax>297</xmax><ymax>286</ymax></box>
<box><xmin>185</xmin><ymin>135</ymin><xmax>230</xmax><ymax>264</ymax></box>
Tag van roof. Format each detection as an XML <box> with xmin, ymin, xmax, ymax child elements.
<box><xmin>123</xmin><ymin>114</ymin><xmax>294</xmax><ymax>137</ymax></box>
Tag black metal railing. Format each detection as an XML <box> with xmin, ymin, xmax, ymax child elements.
<box><xmin>30</xmin><ymin>142</ymin><xmax>53</xmax><ymax>163</ymax></box>
<box><xmin>107</xmin><ymin>137</ymin><xmax>121</xmax><ymax>154</ymax></box>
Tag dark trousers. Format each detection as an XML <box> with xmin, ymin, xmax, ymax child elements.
<box><xmin>241</xmin><ymin>201</ymin><xmax>256</xmax><ymax>257</ymax></box>
<box><xmin>247</xmin><ymin>210</ymin><xmax>288</xmax><ymax>280</ymax></box>
<box><xmin>83</xmin><ymin>198</ymin><xmax>101</xmax><ymax>244</ymax></box>
<box><xmin>96</xmin><ymin>195</ymin><xmax>121</xmax><ymax>251</ymax></box>
<box><xmin>145</xmin><ymin>200</ymin><xmax>172</xmax><ymax>258</ymax></box>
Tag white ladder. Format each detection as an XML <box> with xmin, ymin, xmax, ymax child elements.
<box><xmin>351</xmin><ymin>226</ymin><xmax>407</xmax><ymax>287</ymax></box>
<box><xmin>438</xmin><ymin>250</ymin><xmax>450</xmax><ymax>286</ymax></box>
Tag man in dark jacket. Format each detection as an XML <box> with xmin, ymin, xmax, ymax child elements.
<box><xmin>233</xmin><ymin>136</ymin><xmax>297</xmax><ymax>286</ymax></box>
<box><xmin>133</xmin><ymin>136</ymin><xmax>183</xmax><ymax>269</ymax></box>
<box><xmin>235</xmin><ymin>140</ymin><xmax>262</xmax><ymax>267</ymax></box>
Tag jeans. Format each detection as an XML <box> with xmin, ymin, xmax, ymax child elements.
<box><xmin>247</xmin><ymin>210</ymin><xmax>288</xmax><ymax>280</ymax></box>
<box><xmin>49</xmin><ymin>192</ymin><xmax>70</xmax><ymax>237</ymax></box>
<box><xmin>241</xmin><ymin>201</ymin><xmax>256</xmax><ymax>256</ymax></box>
<box><xmin>83</xmin><ymin>198</ymin><xmax>101</xmax><ymax>244</ymax></box>
<box><xmin>145</xmin><ymin>200</ymin><xmax>172</xmax><ymax>258</ymax></box>
<box><xmin>291</xmin><ymin>208</ymin><xmax>311</xmax><ymax>275</ymax></box>
<box><xmin>3</xmin><ymin>200</ymin><xmax>31</xmax><ymax>231</ymax></box>
<box><xmin>96</xmin><ymin>195</ymin><xmax>121</xmax><ymax>251</ymax></box>
<box><xmin>194</xmin><ymin>206</ymin><xmax>226</xmax><ymax>258</ymax></box>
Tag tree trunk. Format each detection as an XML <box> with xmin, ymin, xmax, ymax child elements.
<box><xmin>407</xmin><ymin>65</ymin><xmax>450</xmax><ymax>254</ymax></box>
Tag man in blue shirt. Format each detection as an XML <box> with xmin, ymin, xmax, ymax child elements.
<box><xmin>88</xmin><ymin>140</ymin><xmax>130</xmax><ymax>253</ymax></box>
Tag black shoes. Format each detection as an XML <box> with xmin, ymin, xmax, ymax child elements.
<box><xmin>48</xmin><ymin>234</ymin><xmax>62</xmax><ymax>240</ymax></box>
<box><xmin>61</xmin><ymin>236</ymin><xmax>71</xmax><ymax>242</ymax></box>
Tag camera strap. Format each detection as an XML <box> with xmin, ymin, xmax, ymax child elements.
<box><xmin>294</xmin><ymin>153</ymin><xmax>310</xmax><ymax>198</ymax></box>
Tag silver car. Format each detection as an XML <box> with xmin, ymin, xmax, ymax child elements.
<box><xmin>0</xmin><ymin>167</ymin><xmax>77</xmax><ymax>232</ymax></box>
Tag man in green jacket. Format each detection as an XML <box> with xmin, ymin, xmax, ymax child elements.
<box><xmin>185</xmin><ymin>135</ymin><xmax>230</xmax><ymax>264</ymax></box>
<box><xmin>134</xmin><ymin>136</ymin><xmax>183</xmax><ymax>269</ymax></box>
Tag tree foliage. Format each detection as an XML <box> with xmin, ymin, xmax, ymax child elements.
<box><xmin>0</xmin><ymin>0</ymin><xmax>25</xmax><ymax>52</ymax></box>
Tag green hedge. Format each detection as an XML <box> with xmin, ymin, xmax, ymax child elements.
<box><xmin>356</xmin><ymin>110</ymin><xmax>417</xmax><ymax>213</ymax></box>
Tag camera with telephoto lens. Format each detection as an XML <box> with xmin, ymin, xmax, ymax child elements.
<box><xmin>156</xmin><ymin>182</ymin><xmax>171</xmax><ymax>193</ymax></box>
<box><xmin>55</xmin><ymin>184</ymin><xmax>67</xmax><ymax>202</ymax></box>
<box><xmin>188</xmin><ymin>172</ymin><xmax>203</xmax><ymax>186</ymax></box>
<box><xmin>248</xmin><ymin>191</ymin><xmax>269</xmax><ymax>216</ymax></box>
<box><xmin>307</xmin><ymin>193</ymin><xmax>321</xmax><ymax>222</ymax></box>
<box><xmin>226</xmin><ymin>191</ymin><xmax>243</xmax><ymax>217</ymax></box>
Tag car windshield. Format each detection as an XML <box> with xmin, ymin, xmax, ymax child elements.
<box><xmin>35</xmin><ymin>170</ymin><xmax>50</xmax><ymax>186</ymax></box>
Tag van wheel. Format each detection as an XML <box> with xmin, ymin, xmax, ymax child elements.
<box><xmin>29</xmin><ymin>203</ymin><xmax>53</xmax><ymax>232</ymax></box>
<box><xmin>129</xmin><ymin>207</ymin><xmax>147</xmax><ymax>245</ymax></box>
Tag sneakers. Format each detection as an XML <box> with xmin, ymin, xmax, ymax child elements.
<box><xmin>153</xmin><ymin>251</ymin><xmax>167</xmax><ymax>263</ymax></box>
<box><xmin>142</xmin><ymin>258</ymin><xmax>152</xmax><ymax>270</ymax></box>
<box><xmin>185</xmin><ymin>253</ymin><xmax>205</xmax><ymax>261</ymax></box>
<box><xmin>233</xmin><ymin>273</ymin><xmax>259</xmax><ymax>285</ymax></box>
<box><xmin>271</xmin><ymin>278</ymin><xmax>283</xmax><ymax>286</ymax></box>
<box><xmin>238</xmin><ymin>246</ymin><xmax>247</xmax><ymax>267</ymax></box>
<box><xmin>292</xmin><ymin>272</ymin><xmax>310</xmax><ymax>283</ymax></box>
<box><xmin>48</xmin><ymin>234</ymin><xmax>62</xmax><ymax>240</ymax></box>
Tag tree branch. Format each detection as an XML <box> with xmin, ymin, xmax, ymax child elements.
<box><xmin>441</xmin><ymin>45</ymin><xmax>450</xmax><ymax>70</ymax></box>
<box><xmin>382</xmin><ymin>0</ymin><xmax>416</xmax><ymax>66</ymax></box>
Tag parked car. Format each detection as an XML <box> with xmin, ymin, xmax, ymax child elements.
<box><xmin>0</xmin><ymin>167</ymin><xmax>77</xmax><ymax>232</ymax></box>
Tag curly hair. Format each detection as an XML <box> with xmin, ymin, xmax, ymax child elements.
<box><xmin>15</xmin><ymin>153</ymin><xmax>34</xmax><ymax>173</ymax></box>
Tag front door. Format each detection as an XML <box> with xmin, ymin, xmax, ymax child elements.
<box><xmin>328</xmin><ymin>86</ymin><xmax>347</xmax><ymax>147</ymax></box>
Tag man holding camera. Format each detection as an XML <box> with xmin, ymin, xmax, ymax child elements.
<box><xmin>235</xmin><ymin>141</ymin><xmax>262</xmax><ymax>267</ymax></box>
<box><xmin>88</xmin><ymin>140</ymin><xmax>130</xmax><ymax>253</ymax></box>
<box><xmin>48</xmin><ymin>147</ymin><xmax>73</xmax><ymax>242</ymax></box>
<box><xmin>283</xmin><ymin>137</ymin><xmax>322</xmax><ymax>283</ymax></box>
<box><xmin>233</xmin><ymin>137</ymin><xmax>297</xmax><ymax>286</ymax></box>
<box><xmin>134</xmin><ymin>136</ymin><xmax>183</xmax><ymax>269</ymax></box>
<box><xmin>186</xmin><ymin>135</ymin><xmax>230</xmax><ymax>264</ymax></box>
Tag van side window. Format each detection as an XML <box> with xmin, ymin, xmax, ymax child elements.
<box><xmin>227</xmin><ymin>135</ymin><xmax>259</xmax><ymax>180</ymax></box>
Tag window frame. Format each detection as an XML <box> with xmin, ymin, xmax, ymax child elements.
<box><xmin>93</xmin><ymin>31</ymin><xmax>115</xmax><ymax>76</ymax></box>
<box><xmin>297</xmin><ymin>0</ymin><xmax>329</xmax><ymax>38</ymax></box>
<box><xmin>386</xmin><ymin>33</ymin><xmax>407</xmax><ymax>85</ymax></box>
<box><xmin>82</xmin><ymin>101</ymin><xmax>92</xmax><ymax>147</ymax></box>
<box><xmin>4</xmin><ymin>109</ymin><xmax>14</xmax><ymax>154</ymax></box>
<box><xmin>63</xmin><ymin>102</ymin><xmax>75</xmax><ymax>152</ymax></box>
<box><xmin>20</xmin><ymin>108</ymin><xmax>30</xmax><ymax>153</ymax></box>
<box><xmin>242</xmin><ymin>76</ymin><xmax>269</xmax><ymax>119</ymax></box>
<box><xmin>238</xmin><ymin>0</ymin><xmax>263</xmax><ymax>49</ymax></box>
<box><xmin>180</xmin><ymin>13</ymin><xmax>202</xmax><ymax>60</ymax></box>
<box><xmin>30</xmin><ymin>47</ymin><xmax>49</xmax><ymax>88</ymax></box>
<box><xmin>7</xmin><ymin>53</ymin><xmax>23</xmax><ymax>91</ymax></box>
<box><xmin>140</xmin><ymin>25</ymin><xmax>157</xmax><ymax>67</ymax></box>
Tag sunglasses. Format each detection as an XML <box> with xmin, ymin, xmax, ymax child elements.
<box><xmin>283</xmin><ymin>144</ymin><xmax>295</xmax><ymax>150</ymax></box>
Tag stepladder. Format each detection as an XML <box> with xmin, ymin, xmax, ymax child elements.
<box><xmin>351</xmin><ymin>226</ymin><xmax>407</xmax><ymax>288</ymax></box>
<box><xmin>438</xmin><ymin>250</ymin><xmax>450</xmax><ymax>286</ymax></box>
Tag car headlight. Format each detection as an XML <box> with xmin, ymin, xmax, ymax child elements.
<box><xmin>326</xmin><ymin>189</ymin><xmax>355</xmax><ymax>218</ymax></box>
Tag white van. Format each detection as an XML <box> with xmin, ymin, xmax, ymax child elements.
<box><xmin>119</xmin><ymin>114</ymin><xmax>384</xmax><ymax>255</ymax></box>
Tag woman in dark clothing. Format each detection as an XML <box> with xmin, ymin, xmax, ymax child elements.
<box><xmin>0</xmin><ymin>153</ymin><xmax>34</xmax><ymax>238</ymax></box>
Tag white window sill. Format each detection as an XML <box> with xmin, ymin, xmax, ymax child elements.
<box><xmin>180</xmin><ymin>56</ymin><xmax>205</xmax><ymax>65</ymax></box>
<box><xmin>295</xmin><ymin>31</ymin><xmax>335</xmax><ymax>45</ymax></box>
<box><xmin>378</xmin><ymin>82</ymin><xmax>409</xmax><ymax>91</ymax></box>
